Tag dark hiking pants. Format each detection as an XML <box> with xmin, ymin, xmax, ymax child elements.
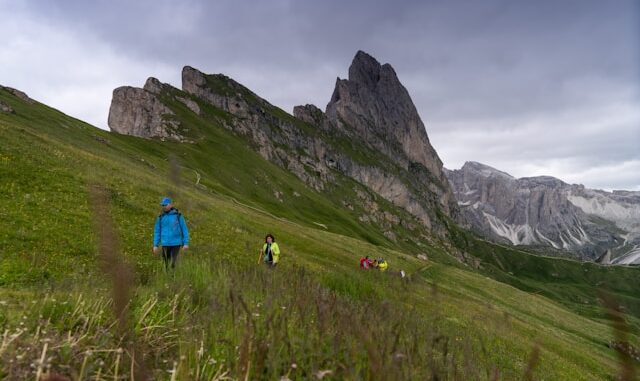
<box><xmin>162</xmin><ymin>245</ymin><xmax>181</xmax><ymax>270</ymax></box>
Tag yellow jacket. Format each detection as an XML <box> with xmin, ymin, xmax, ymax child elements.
<box><xmin>378</xmin><ymin>260</ymin><xmax>388</xmax><ymax>271</ymax></box>
<box><xmin>262</xmin><ymin>242</ymin><xmax>280</xmax><ymax>263</ymax></box>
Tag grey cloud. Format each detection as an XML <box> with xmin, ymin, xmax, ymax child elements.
<box><xmin>1</xmin><ymin>0</ymin><xmax>638</xmax><ymax>190</ymax></box>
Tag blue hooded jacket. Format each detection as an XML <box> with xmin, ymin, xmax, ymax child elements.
<box><xmin>153</xmin><ymin>208</ymin><xmax>190</xmax><ymax>247</ymax></box>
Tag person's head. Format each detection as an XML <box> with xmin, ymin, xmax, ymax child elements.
<box><xmin>265</xmin><ymin>234</ymin><xmax>275</xmax><ymax>243</ymax></box>
<box><xmin>160</xmin><ymin>197</ymin><xmax>173</xmax><ymax>211</ymax></box>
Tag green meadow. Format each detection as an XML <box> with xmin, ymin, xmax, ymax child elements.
<box><xmin>0</xmin><ymin>86</ymin><xmax>638</xmax><ymax>380</ymax></box>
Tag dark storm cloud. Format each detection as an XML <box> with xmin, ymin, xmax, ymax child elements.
<box><xmin>1</xmin><ymin>0</ymin><xmax>638</xmax><ymax>190</ymax></box>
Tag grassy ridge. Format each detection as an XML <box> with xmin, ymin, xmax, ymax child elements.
<box><xmin>448</xmin><ymin>222</ymin><xmax>640</xmax><ymax>328</ymax></box>
<box><xmin>0</xmin><ymin>87</ymin><xmax>639</xmax><ymax>379</ymax></box>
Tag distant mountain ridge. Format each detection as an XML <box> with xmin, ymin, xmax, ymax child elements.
<box><xmin>445</xmin><ymin>161</ymin><xmax>640</xmax><ymax>264</ymax></box>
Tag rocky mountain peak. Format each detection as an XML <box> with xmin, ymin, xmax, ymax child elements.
<box><xmin>326</xmin><ymin>51</ymin><xmax>452</xmax><ymax>193</ymax></box>
<box><xmin>324</xmin><ymin>50</ymin><xmax>459</xmax><ymax>223</ymax></box>
<box><xmin>446</xmin><ymin>161</ymin><xmax>640</xmax><ymax>263</ymax></box>
<box><xmin>348</xmin><ymin>50</ymin><xmax>384</xmax><ymax>89</ymax></box>
<box><xmin>460</xmin><ymin>161</ymin><xmax>514</xmax><ymax>179</ymax></box>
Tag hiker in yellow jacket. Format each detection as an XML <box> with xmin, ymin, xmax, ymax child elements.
<box><xmin>377</xmin><ymin>258</ymin><xmax>388</xmax><ymax>271</ymax></box>
<box><xmin>259</xmin><ymin>233</ymin><xmax>280</xmax><ymax>268</ymax></box>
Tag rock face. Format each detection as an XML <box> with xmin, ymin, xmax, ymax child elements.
<box><xmin>293</xmin><ymin>104</ymin><xmax>333</xmax><ymax>131</ymax></box>
<box><xmin>445</xmin><ymin>161</ymin><xmax>640</xmax><ymax>263</ymax></box>
<box><xmin>596</xmin><ymin>249</ymin><xmax>612</xmax><ymax>265</ymax></box>
<box><xmin>182</xmin><ymin>65</ymin><xmax>344</xmax><ymax>191</ymax></box>
<box><xmin>182</xmin><ymin>66</ymin><xmax>254</xmax><ymax>118</ymax></box>
<box><xmin>324</xmin><ymin>51</ymin><xmax>458</xmax><ymax>220</ymax></box>
<box><xmin>108</xmin><ymin>79</ymin><xmax>182</xmax><ymax>140</ymax></box>
<box><xmin>180</xmin><ymin>52</ymin><xmax>460</xmax><ymax>231</ymax></box>
<box><xmin>326</xmin><ymin>51</ymin><xmax>444</xmax><ymax>177</ymax></box>
<box><xmin>176</xmin><ymin>96</ymin><xmax>200</xmax><ymax>115</ymax></box>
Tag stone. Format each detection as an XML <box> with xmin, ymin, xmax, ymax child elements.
<box><xmin>0</xmin><ymin>100</ymin><xmax>14</xmax><ymax>114</ymax></box>
<box><xmin>108</xmin><ymin>85</ymin><xmax>181</xmax><ymax>140</ymax></box>
<box><xmin>176</xmin><ymin>96</ymin><xmax>201</xmax><ymax>115</ymax></box>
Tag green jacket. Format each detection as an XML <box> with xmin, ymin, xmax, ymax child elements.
<box><xmin>262</xmin><ymin>242</ymin><xmax>281</xmax><ymax>263</ymax></box>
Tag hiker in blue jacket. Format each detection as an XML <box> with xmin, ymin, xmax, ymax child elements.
<box><xmin>153</xmin><ymin>197</ymin><xmax>190</xmax><ymax>270</ymax></box>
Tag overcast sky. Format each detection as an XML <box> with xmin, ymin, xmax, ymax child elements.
<box><xmin>1</xmin><ymin>0</ymin><xmax>638</xmax><ymax>190</ymax></box>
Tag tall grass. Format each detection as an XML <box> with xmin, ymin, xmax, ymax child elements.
<box><xmin>1</xmin><ymin>255</ymin><xmax>496</xmax><ymax>380</ymax></box>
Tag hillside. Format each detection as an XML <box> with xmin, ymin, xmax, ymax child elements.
<box><xmin>1</xmin><ymin>78</ymin><xmax>639</xmax><ymax>380</ymax></box>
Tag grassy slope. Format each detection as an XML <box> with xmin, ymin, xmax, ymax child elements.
<box><xmin>0</xmin><ymin>88</ymin><xmax>639</xmax><ymax>380</ymax></box>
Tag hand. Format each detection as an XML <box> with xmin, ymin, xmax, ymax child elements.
<box><xmin>182</xmin><ymin>245</ymin><xmax>189</xmax><ymax>251</ymax></box>
<box><xmin>153</xmin><ymin>246</ymin><xmax>159</xmax><ymax>255</ymax></box>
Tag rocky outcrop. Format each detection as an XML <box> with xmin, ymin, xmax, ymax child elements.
<box><xmin>176</xmin><ymin>96</ymin><xmax>200</xmax><ymax>115</ymax></box>
<box><xmin>1</xmin><ymin>85</ymin><xmax>38</xmax><ymax>113</ymax></box>
<box><xmin>445</xmin><ymin>161</ymin><xmax>640</xmax><ymax>262</ymax></box>
<box><xmin>182</xmin><ymin>66</ymin><xmax>254</xmax><ymax>118</ymax></box>
<box><xmin>182</xmin><ymin>65</ymin><xmax>335</xmax><ymax>190</ymax></box>
<box><xmin>142</xmin><ymin>77</ymin><xmax>164</xmax><ymax>95</ymax></box>
<box><xmin>108</xmin><ymin>80</ymin><xmax>183</xmax><ymax>140</ymax></box>
<box><xmin>595</xmin><ymin>249</ymin><xmax>612</xmax><ymax>265</ymax></box>
<box><xmin>293</xmin><ymin>104</ymin><xmax>333</xmax><ymax>131</ymax></box>
<box><xmin>1</xmin><ymin>86</ymin><xmax>35</xmax><ymax>104</ymax></box>
<box><xmin>0</xmin><ymin>100</ymin><xmax>13</xmax><ymax>114</ymax></box>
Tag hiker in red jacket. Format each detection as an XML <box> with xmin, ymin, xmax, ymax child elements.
<box><xmin>359</xmin><ymin>256</ymin><xmax>372</xmax><ymax>270</ymax></box>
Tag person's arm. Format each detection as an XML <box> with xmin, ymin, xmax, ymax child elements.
<box><xmin>153</xmin><ymin>216</ymin><xmax>161</xmax><ymax>252</ymax></box>
<box><xmin>180</xmin><ymin>215</ymin><xmax>190</xmax><ymax>248</ymax></box>
<box><xmin>272</xmin><ymin>242</ymin><xmax>281</xmax><ymax>262</ymax></box>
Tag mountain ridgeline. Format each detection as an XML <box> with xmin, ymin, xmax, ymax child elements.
<box><xmin>109</xmin><ymin>51</ymin><xmax>460</xmax><ymax>238</ymax></box>
<box><xmin>107</xmin><ymin>50</ymin><xmax>639</xmax><ymax>266</ymax></box>
<box><xmin>445</xmin><ymin>162</ymin><xmax>640</xmax><ymax>264</ymax></box>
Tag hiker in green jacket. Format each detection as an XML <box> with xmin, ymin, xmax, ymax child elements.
<box><xmin>259</xmin><ymin>233</ymin><xmax>280</xmax><ymax>268</ymax></box>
